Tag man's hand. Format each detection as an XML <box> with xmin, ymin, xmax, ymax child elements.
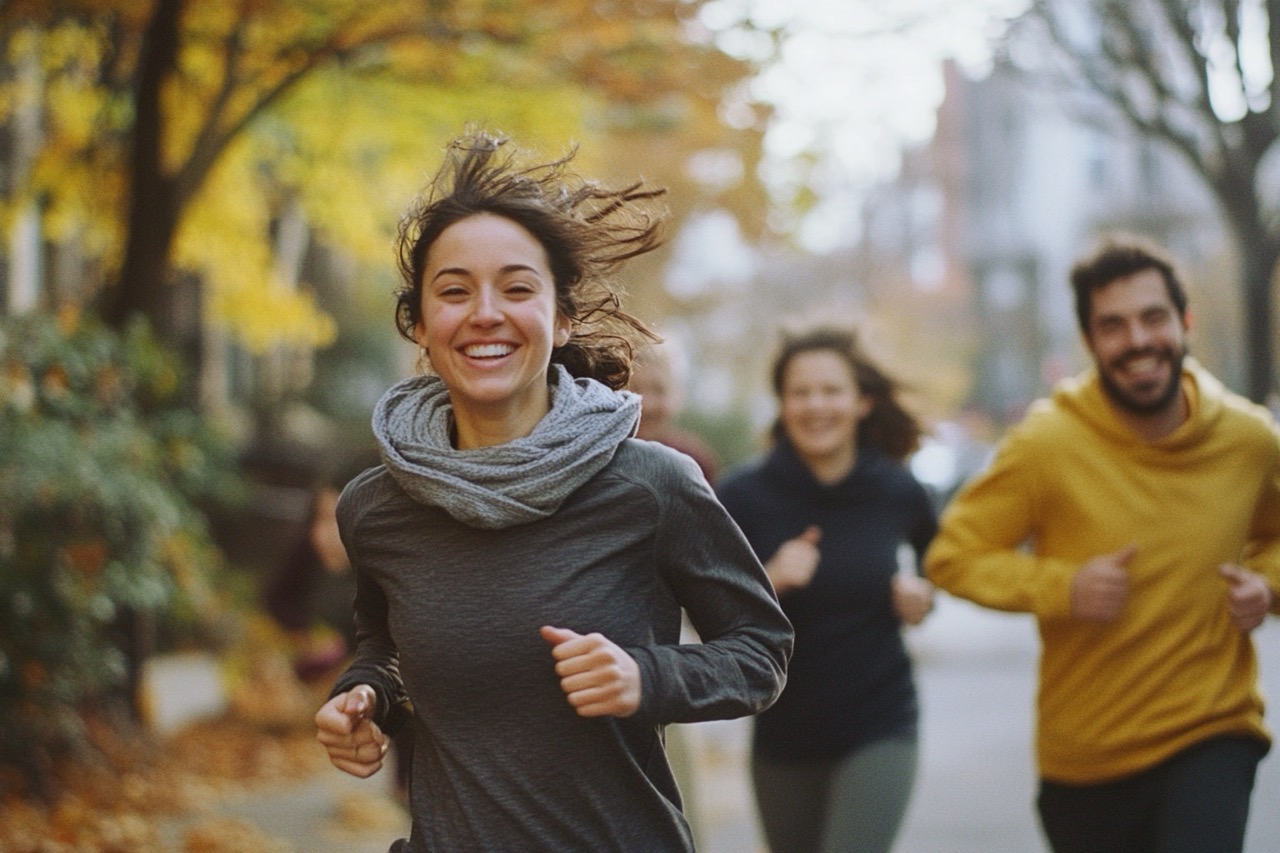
<box><xmin>315</xmin><ymin>684</ymin><xmax>388</xmax><ymax>778</ymax></box>
<box><xmin>1219</xmin><ymin>564</ymin><xmax>1274</xmax><ymax>633</ymax></box>
<box><xmin>1071</xmin><ymin>545</ymin><xmax>1136</xmax><ymax>622</ymax></box>
<box><xmin>541</xmin><ymin>626</ymin><xmax>642</xmax><ymax>718</ymax></box>
<box><xmin>765</xmin><ymin>526</ymin><xmax>822</xmax><ymax>595</ymax></box>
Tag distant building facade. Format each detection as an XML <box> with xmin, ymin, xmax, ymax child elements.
<box><xmin>861</xmin><ymin>58</ymin><xmax>1230</xmax><ymax>424</ymax></box>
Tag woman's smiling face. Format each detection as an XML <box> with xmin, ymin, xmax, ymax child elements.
<box><xmin>779</xmin><ymin>349</ymin><xmax>869</xmax><ymax>474</ymax></box>
<box><xmin>415</xmin><ymin>213</ymin><xmax>570</xmax><ymax>446</ymax></box>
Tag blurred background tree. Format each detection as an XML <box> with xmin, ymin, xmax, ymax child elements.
<box><xmin>0</xmin><ymin>309</ymin><xmax>241</xmax><ymax>797</ymax></box>
<box><xmin>0</xmin><ymin>0</ymin><xmax>773</xmax><ymax>425</ymax></box>
<box><xmin>1003</xmin><ymin>0</ymin><xmax>1280</xmax><ymax>403</ymax></box>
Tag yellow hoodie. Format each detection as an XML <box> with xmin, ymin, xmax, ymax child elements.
<box><xmin>925</xmin><ymin>360</ymin><xmax>1280</xmax><ymax>783</ymax></box>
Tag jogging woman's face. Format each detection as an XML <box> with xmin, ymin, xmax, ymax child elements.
<box><xmin>415</xmin><ymin>213</ymin><xmax>570</xmax><ymax>445</ymax></box>
<box><xmin>779</xmin><ymin>349</ymin><xmax>869</xmax><ymax>471</ymax></box>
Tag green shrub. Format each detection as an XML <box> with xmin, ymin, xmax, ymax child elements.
<box><xmin>0</xmin><ymin>309</ymin><xmax>242</xmax><ymax>791</ymax></box>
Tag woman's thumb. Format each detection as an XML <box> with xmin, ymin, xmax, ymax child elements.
<box><xmin>341</xmin><ymin>686</ymin><xmax>374</xmax><ymax>720</ymax></box>
<box><xmin>540</xmin><ymin>625</ymin><xmax>580</xmax><ymax>645</ymax></box>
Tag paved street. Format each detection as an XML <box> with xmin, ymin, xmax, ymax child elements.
<box><xmin>690</xmin><ymin>595</ymin><xmax>1280</xmax><ymax>852</ymax></box>
<box><xmin>157</xmin><ymin>770</ymin><xmax>408</xmax><ymax>852</ymax></box>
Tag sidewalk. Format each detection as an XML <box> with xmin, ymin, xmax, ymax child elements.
<box><xmin>148</xmin><ymin>600</ymin><xmax>1280</xmax><ymax>852</ymax></box>
<box><xmin>688</xmin><ymin>597</ymin><xmax>1280</xmax><ymax>852</ymax></box>
<box><xmin>157</xmin><ymin>770</ymin><xmax>407</xmax><ymax>852</ymax></box>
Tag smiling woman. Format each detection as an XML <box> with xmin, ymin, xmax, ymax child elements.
<box><xmin>717</xmin><ymin>324</ymin><xmax>938</xmax><ymax>853</ymax></box>
<box><xmin>411</xmin><ymin>213</ymin><xmax>572</xmax><ymax>448</ymax></box>
<box><xmin>312</xmin><ymin>130</ymin><xmax>794</xmax><ymax>853</ymax></box>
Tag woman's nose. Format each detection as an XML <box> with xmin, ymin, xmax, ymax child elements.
<box><xmin>471</xmin><ymin>287</ymin><xmax>503</xmax><ymax>324</ymax></box>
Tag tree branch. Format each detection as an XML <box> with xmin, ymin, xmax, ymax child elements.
<box><xmin>1019</xmin><ymin>0</ymin><xmax>1224</xmax><ymax>188</ymax></box>
<box><xmin>1147</xmin><ymin>0</ymin><xmax>1214</xmax><ymax>114</ymax></box>
<box><xmin>175</xmin><ymin>16</ymin><xmax>438</xmax><ymax>203</ymax></box>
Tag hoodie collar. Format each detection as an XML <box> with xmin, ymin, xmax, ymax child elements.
<box><xmin>764</xmin><ymin>436</ymin><xmax>891</xmax><ymax>496</ymax></box>
<box><xmin>1055</xmin><ymin>357</ymin><xmax>1222</xmax><ymax>451</ymax></box>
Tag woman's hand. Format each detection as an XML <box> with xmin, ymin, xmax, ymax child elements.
<box><xmin>540</xmin><ymin>626</ymin><xmax>642</xmax><ymax>718</ymax></box>
<box><xmin>315</xmin><ymin>684</ymin><xmax>389</xmax><ymax>778</ymax></box>
<box><xmin>765</xmin><ymin>526</ymin><xmax>822</xmax><ymax>595</ymax></box>
<box><xmin>892</xmin><ymin>574</ymin><xmax>935</xmax><ymax>626</ymax></box>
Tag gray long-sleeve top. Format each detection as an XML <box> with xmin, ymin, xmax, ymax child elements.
<box><xmin>332</xmin><ymin>439</ymin><xmax>793</xmax><ymax>852</ymax></box>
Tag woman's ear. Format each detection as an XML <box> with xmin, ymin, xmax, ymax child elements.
<box><xmin>553</xmin><ymin>316</ymin><xmax>572</xmax><ymax>348</ymax></box>
<box><xmin>413</xmin><ymin>321</ymin><xmax>433</xmax><ymax>372</ymax></box>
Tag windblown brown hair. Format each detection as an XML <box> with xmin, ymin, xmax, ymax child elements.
<box><xmin>394</xmin><ymin>130</ymin><xmax>664</xmax><ymax>390</ymax></box>
<box><xmin>769</xmin><ymin>325</ymin><xmax>923</xmax><ymax>462</ymax></box>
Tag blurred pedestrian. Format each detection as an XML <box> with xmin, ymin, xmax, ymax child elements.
<box><xmin>926</xmin><ymin>233</ymin><xmax>1280</xmax><ymax>853</ymax></box>
<box><xmin>313</xmin><ymin>130</ymin><xmax>793</xmax><ymax>853</ymax></box>
<box><xmin>631</xmin><ymin>341</ymin><xmax>720</xmax><ymax>483</ymax></box>
<box><xmin>264</xmin><ymin>464</ymin><xmax>361</xmax><ymax>683</ymax></box>
<box><xmin>264</xmin><ymin>456</ymin><xmax>416</xmax><ymax>798</ymax></box>
<box><xmin>717</xmin><ymin>324</ymin><xmax>937</xmax><ymax>853</ymax></box>
<box><xmin>628</xmin><ymin>340</ymin><xmax>724</xmax><ymax>849</ymax></box>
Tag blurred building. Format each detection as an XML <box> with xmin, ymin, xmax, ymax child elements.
<box><xmin>655</xmin><ymin>217</ymin><xmax>872</xmax><ymax>455</ymax></box>
<box><xmin>860</xmin><ymin>58</ymin><xmax>1230</xmax><ymax>424</ymax></box>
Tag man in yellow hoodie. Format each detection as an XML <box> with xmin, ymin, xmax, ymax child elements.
<box><xmin>925</xmin><ymin>234</ymin><xmax>1280</xmax><ymax>853</ymax></box>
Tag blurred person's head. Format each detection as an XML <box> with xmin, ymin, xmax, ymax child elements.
<box><xmin>1070</xmin><ymin>234</ymin><xmax>1190</xmax><ymax>420</ymax></box>
<box><xmin>770</xmin><ymin>326</ymin><xmax>922</xmax><ymax>472</ymax></box>
<box><xmin>308</xmin><ymin>483</ymin><xmax>348</xmax><ymax>574</ymax></box>
<box><xmin>630</xmin><ymin>343</ymin><xmax>685</xmax><ymax>438</ymax></box>
<box><xmin>308</xmin><ymin>457</ymin><xmax>374</xmax><ymax>574</ymax></box>
<box><xmin>1070</xmin><ymin>234</ymin><xmax>1189</xmax><ymax>337</ymax></box>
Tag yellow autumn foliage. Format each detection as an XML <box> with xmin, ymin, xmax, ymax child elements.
<box><xmin>3</xmin><ymin>0</ymin><xmax>767</xmax><ymax>359</ymax></box>
<box><xmin>177</xmin><ymin>138</ymin><xmax>337</xmax><ymax>353</ymax></box>
<box><xmin>272</xmin><ymin>69</ymin><xmax>594</xmax><ymax>264</ymax></box>
<box><xmin>209</xmin><ymin>278</ymin><xmax>338</xmax><ymax>355</ymax></box>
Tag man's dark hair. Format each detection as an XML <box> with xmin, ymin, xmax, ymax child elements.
<box><xmin>1069</xmin><ymin>234</ymin><xmax>1189</xmax><ymax>335</ymax></box>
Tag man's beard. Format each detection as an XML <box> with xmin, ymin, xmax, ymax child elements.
<box><xmin>1097</xmin><ymin>344</ymin><xmax>1187</xmax><ymax>416</ymax></box>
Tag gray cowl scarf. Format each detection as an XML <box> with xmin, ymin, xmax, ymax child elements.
<box><xmin>372</xmin><ymin>364</ymin><xmax>641</xmax><ymax>529</ymax></box>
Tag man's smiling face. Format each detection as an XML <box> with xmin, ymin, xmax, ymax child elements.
<box><xmin>1084</xmin><ymin>267</ymin><xmax>1188</xmax><ymax>418</ymax></box>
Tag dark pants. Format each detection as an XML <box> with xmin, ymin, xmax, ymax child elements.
<box><xmin>1037</xmin><ymin>735</ymin><xmax>1267</xmax><ymax>853</ymax></box>
<box><xmin>752</xmin><ymin>736</ymin><xmax>919</xmax><ymax>853</ymax></box>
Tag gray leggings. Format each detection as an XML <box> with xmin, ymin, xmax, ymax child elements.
<box><xmin>752</xmin><ymin>736</ymin><xmax>919</xmax><ymax>853</ymax></box>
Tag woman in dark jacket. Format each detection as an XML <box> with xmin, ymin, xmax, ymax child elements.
<box><xmin>718</xmin><ymin>325</ymin><xmax>937</xmax><ymax>853</ymax></box>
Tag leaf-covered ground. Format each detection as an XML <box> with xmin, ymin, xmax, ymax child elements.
<box><xmin>0</xmin><ymin>664</ymin><xmax>404</xmax><ymax>852</ymax></box>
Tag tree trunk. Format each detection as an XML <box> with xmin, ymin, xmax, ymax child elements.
<box><xmin>7</xmin><ymin>27</ymin><xmax>43</xmax><ymax>314</ymax></box>
<box><xmin>1214</xmin><ymin>158</ymin><xmax>1280</xmax><ymax>404</ymax></box>
<box><xmin>100</xmin><ymin>0</ymin><xmax>183</xmax><ymax>337</ymax></box>
<box><xmin>1238</xmin><ymin>238</ymin><xmax>1279</xmax><ymax>404</ymax></box>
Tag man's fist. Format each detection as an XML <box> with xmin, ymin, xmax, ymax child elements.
<box><xmin>1071</xmin><ymin>545</ymin><xmax>1136</xmax><ymax>622</ymax></box>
